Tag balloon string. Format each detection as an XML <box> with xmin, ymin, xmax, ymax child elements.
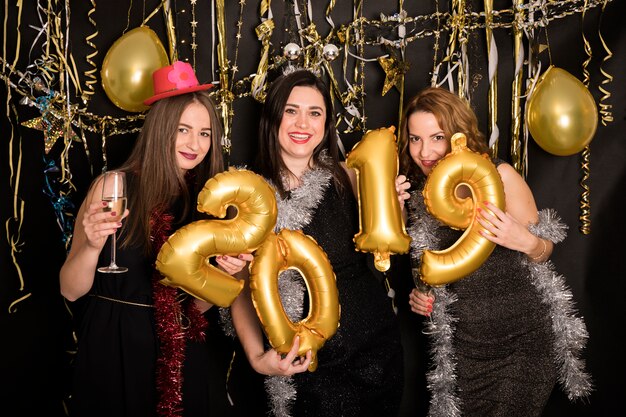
<box><xmin>383</xmin><ymin>272</ymin><xmax>398</xmax><ymax>315</ymax></box>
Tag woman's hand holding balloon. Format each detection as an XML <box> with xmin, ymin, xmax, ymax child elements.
<box><xmin>216</xmin><ymin>253</ymin><xmax>254</xmax><ymax>276</ymax></box>
<box><xmin>249</xmin><ymin>336</ymin><xmax>312</xmax><ymax>376</ymax></box>
<box><xmin>477</xmin><ymin>202</ymin><xmax>542</xmax><ymax>256</ymax></box>
<box><xmin>395</xmin><ymin>174</ymin><xmax>411</xmax><ymax>210</ymax></box>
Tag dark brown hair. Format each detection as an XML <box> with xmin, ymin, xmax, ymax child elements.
<box><xmin>117</xmin><ymin>91</ymin><xmax>224</xmax><ymax>252</ymax></box>
<box><xmin>255</xmin><ymin>70</ymin><xmax>351</xmax><ymax>198</ymax></box>
<box><xmin>398</xmin><ymin>87</ymin><xmax>488</xmax><ymax>180</ymax></box>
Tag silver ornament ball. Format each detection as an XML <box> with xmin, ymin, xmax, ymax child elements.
<box><xmin>322</xmin><ymin>44</ymin><xmax>339</xmax><ymax>61</ymax></box>
<box><xmin>283</xmin><ymin>43</ymin><xmax>302</xmax><ymax>61</ymax></box>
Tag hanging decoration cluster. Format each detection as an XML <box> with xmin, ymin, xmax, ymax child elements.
<box><xmin>0</xmin><ymin>0</ymin><xmax>615</xmax><ymax>313</ymax></box>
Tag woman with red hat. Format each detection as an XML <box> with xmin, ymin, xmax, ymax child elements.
<box><xmin>60</xmin><ymin>61</ymin><xmax>257</xmax><ymax>417</ymax></box>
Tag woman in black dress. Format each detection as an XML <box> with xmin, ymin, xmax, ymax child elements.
<box><xmin>60</xmin><ymin>61</ymin><xmax>253</xmax><ymax>417</ymax></box>
<box><xmin>400</xmin><ymin>87</ymin><xmax>592</xmax><ymax>417</ymax></box>
<box><xmin>231</xmin><ymin>70</ymin><xmax>404</xmax><ymax>417</ymax></box>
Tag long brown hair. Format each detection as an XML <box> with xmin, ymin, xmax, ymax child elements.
<box><xmin>398</xmin><ymin>87</ymin><xmax>488</xmax><ymax>180</ymax></box>
<box><xmin>117</xmin><ymin>91</ymin><xmax>224</xmax><ymax>252</ymax></box>
<box><xmin>256</xmin><ymin>70</ymin><xmax>351</xmax><ymax>198</ymax></box>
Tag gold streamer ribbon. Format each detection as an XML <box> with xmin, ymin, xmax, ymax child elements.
<box><xmin>509</xmin><ymin>0</ymin><xmax>525</xmax><ymax>176</ymax></box>
<box><xmin>597</xmin><ymin>0</ymin><xmax>613</xmax><ymax>126</ymax></box>
<box><xmin>161</xmin><ymin>0</ymin><xmax>178</xmax><ymax>63</ymax></box>
<box><xmin>484</xmin><ymin>0</ymin><xmax>499</xmax><ymax>157</ymax></box>
<box><xmin>251</xmin><ymin>0</ymin><xmax>274</xmax><ymax>102</ymax></box>
<box><xmin>4</xmin><ymin>0</ymin><xmax>28</xmax><ymax>312</ymax></box>
<box><xmin>216</xmin><ymin>0</ymin><xmax>233</xmax><ymax>154</ymax></box>
<box><xmin>82</xmin><ymin>0</ymin><xmax>98</xmax><ymax>104</ymax></box>
<box><xmin>579</xmin><ymin>1</ymin><xmax>593</xmax><ymax>235</ymax></box>
<box><xmin>579</xmin><ymin>145</ymin><xmax>591</xmax><ymax>235</ymax></box>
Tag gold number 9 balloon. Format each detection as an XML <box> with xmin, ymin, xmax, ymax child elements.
<box><xmin>156</xmin><ymin>169</ymin><xmax>278</xmax><ymax>307</ymax></box>
<box><xmin>346</xmin><ymin>126</ymin><xmax>411</xmax><ymax>271</ymax></box>
<box><xmin>249</xmin><ymin>229</ymin><xmax>340</xmax><ymax>372</ymax></box>
<box><xmin>420</xmin><ymin>133</ymin><xmax>506</xmax><ymax>287</ymax></box>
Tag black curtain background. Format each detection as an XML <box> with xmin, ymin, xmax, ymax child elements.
<box><xmin>1</xmin><ymin>1</ymin><xmax>624</xmax><ymax>416</ymax></box>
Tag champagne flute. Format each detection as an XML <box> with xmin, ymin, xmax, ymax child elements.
<box><xmin>97</xmin><ymin>170</ymin><xmax>128</xmax><ymax>273</ymax></box>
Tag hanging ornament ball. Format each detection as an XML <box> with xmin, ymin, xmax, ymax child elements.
<box><xmin>323</xmin><ymin>44</ymin><xmax>340</xmax><ymax>62</ymax></box>
<box><xmin>283</xmin><ymin>43</ymin><xmax>302</xmax><ymax>61</ymax></box>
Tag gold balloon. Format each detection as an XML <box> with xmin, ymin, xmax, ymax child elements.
<box><xmin>346</xmin><ymin>126</ymin><xmax>411</xmax><ymax>271</ymax></box>
<box><xmin>249</xmin><ymin>229</ymin><xmax>340</xmax><ymax>372</ymax></box>
<box><xmin>420</xmin><ymin>133</ymin><xmax>506</xmax><ymax>287</ymax></box>
<box><xmin>156</xmin><ymin>169</ymin><xmax>278</xmax><ymax>307</ymax></box>
<box><xmin>101</xmin><ymin>26</ymin><xmax>169</xmax><ymax>113</ymax></box>
<box><xmin>526</xmin><ymin>66</ymin><xmax>598</xmax><ymax>156</ymax></box>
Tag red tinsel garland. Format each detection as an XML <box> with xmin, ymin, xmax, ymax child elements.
<box><xmin>150</xmin><ymin>210</ymin><xmax>207</xmax><ymax>417</ymax></box>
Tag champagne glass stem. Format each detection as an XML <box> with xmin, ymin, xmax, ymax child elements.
<box><xmin>110</xmin><ymin>232</ymin><xmax>118</xmax><ymax>268</ymax></box>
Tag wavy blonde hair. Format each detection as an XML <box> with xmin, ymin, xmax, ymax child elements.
<box><xmin>399</xmin><ymin>87</ymin><xmax>488</xmax><ymax>180</ymax></box>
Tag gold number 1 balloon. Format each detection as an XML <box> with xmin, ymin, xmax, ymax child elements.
<box><xmin>420</xmin><ymin>133</ymin><xmax>506</xmax><ymax>286</ymax></box>
<box><xmin>156</xmin><ymin>169</ymin><xmax>277</xmax><ymax>307</ymax></box>
<box><xmin>346</xmin><ymin>126</ymin><xmax>411</xmax><ymax>271</ymax></box>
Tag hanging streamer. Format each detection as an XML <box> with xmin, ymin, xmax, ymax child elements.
<box><xmin>484</xmin><ymin>0</ymin><xmax>499</xmax><ymax>156</ymax></box>
<box><xmin>251</xmin><ymin>0</ymin><xmax>274</xmax><ymax>102</ymax></box>
<box><xmin>215</xmin><ymin>0</ymin><xmax>233</xmax><ymax>154</ymax></box>
<box><xmin>509</xmin><ymin>0</ymin><xmax>525</xmax><ymax>176</ymax></box>
<box><xmin>597</xmin><ymin>0</ymin><xmax>613</xmax><ymax>126</ymax></box>
<box><xmin>82</xmin><ymin>0</ymin><xmax>98</xmax><ymax>104</ymax></box>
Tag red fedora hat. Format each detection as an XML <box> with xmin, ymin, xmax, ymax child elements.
<box><xmin>143</xmin><ymin>61</ymin><xmax>213</xmax><ymax>105</ymax></box>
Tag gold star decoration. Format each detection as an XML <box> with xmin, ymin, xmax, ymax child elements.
<box><xmin>378</xmin><ymin>55</ymin><xmax>409</xmax><ymax>96</ymax></box>
<box><xmin>21</xmin><ymin>114</ymin><xmax>79</xmax><ymax>154</ymax></box>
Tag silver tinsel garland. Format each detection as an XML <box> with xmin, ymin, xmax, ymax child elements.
<box><xmin>218</xmin><ymin>162</ymin><xmax>332</xmax><ymax>417</ymax></box>
<box><xmin>406</xmin><ymin>191</ymin><xmax>592</xmax><ymax>417</ymax></box>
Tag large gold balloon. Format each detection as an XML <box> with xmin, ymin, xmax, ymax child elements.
<box><xmin>249</xmin><ymin>229</ymin><xmax>339</xmax><ymax>372</ymax></box>
<box><xmin>101</xmin><ymin>26</ymin><xmax>169</xmax><ymax>113</ymax></box>
<box><xmin>156</xmin><ymin>169</ymin><xmax>278</xmax><ymax>307</ymax></box>
<box><xmin>526</xmin><ymin>66</ymin><xmax>598</xmax><ymax>156</ymax></box>
<box><xmin>420</xmin><ymin>133</ymin><xmax>506</xmax><ymax>286</ymax></box>
<box><xmin>346</xmin><ymin>126</ymin><xmax>411</xmax><ymax>271</ymax></box>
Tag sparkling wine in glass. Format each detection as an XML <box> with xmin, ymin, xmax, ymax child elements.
<box><xmin>97</xmin><ymin>170</ymin><xmax>128</xmax><ymax>273</ymax></box>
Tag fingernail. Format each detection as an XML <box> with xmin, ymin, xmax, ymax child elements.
<box><xmin>111</xmin><ymin>211</ymin><xmax>117</xmax><ymax>216</ymax></box>
<box><xmin>238</xmin><ymin>254</ymin><xmax>244</xmax><ymax>259</ymax></box>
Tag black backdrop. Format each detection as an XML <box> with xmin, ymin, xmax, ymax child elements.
<box><xmin>1</xmin><ymin>1</ymin><xmax>624</xmax><ymax>416</ymax></box>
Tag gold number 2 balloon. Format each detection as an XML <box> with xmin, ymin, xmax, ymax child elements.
<box><xmin>249</xmin><ymin>229</ymin><xmax>340</xmax><ymax>372</ymax></box>
<box><xmin>156</xmin><ymin>169</ymin><xmax>278</xmax><ymax>307</ymax></box>
<box><xmin>346</xmin><ymin>126</ymin><xmax>411</xmax><ymax>271</ymax></box>
<box><xmin>420</xmin><ymin>133</ymin><xmax>506</xmax><ymax>287</ymax></box>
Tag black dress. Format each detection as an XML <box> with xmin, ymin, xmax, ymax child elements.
<box><xmin>407</xmin><ymin>171</ymin><xmax>557</xmax><ymax>417</ymax></box>
<box><xmin>68</xmin><ymin>193</ymin><xmax>246</xmax><ymax>417</ymax></box>
<box><xmin>69</xmin><ymin>238</ymin><xmax>158</xmax><ymax>417</ymax></box>
<box><xmin>290</xmin><ymin>181</ymin><xmax>404</xmax><ymax>417</ymax></box>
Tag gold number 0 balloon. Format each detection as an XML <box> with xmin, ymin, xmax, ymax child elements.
<box><xmin>156</xmin><ymin>169</ymin><xmax>278</xmax><ymax>307</ymax></box>
<box><xmin>346</xmin><ymin>126</ymin><xmax>411</xmax><ymax>271</ymax></box>
<box><xmin>420</xmin><ymin>133</ymin><xmax>506</xmax><ymax>287</ymax></box>
<box><xmin>249</xmin><ymin>229</ymin><xmax>340</xmax><ymax>372</ymax></box>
